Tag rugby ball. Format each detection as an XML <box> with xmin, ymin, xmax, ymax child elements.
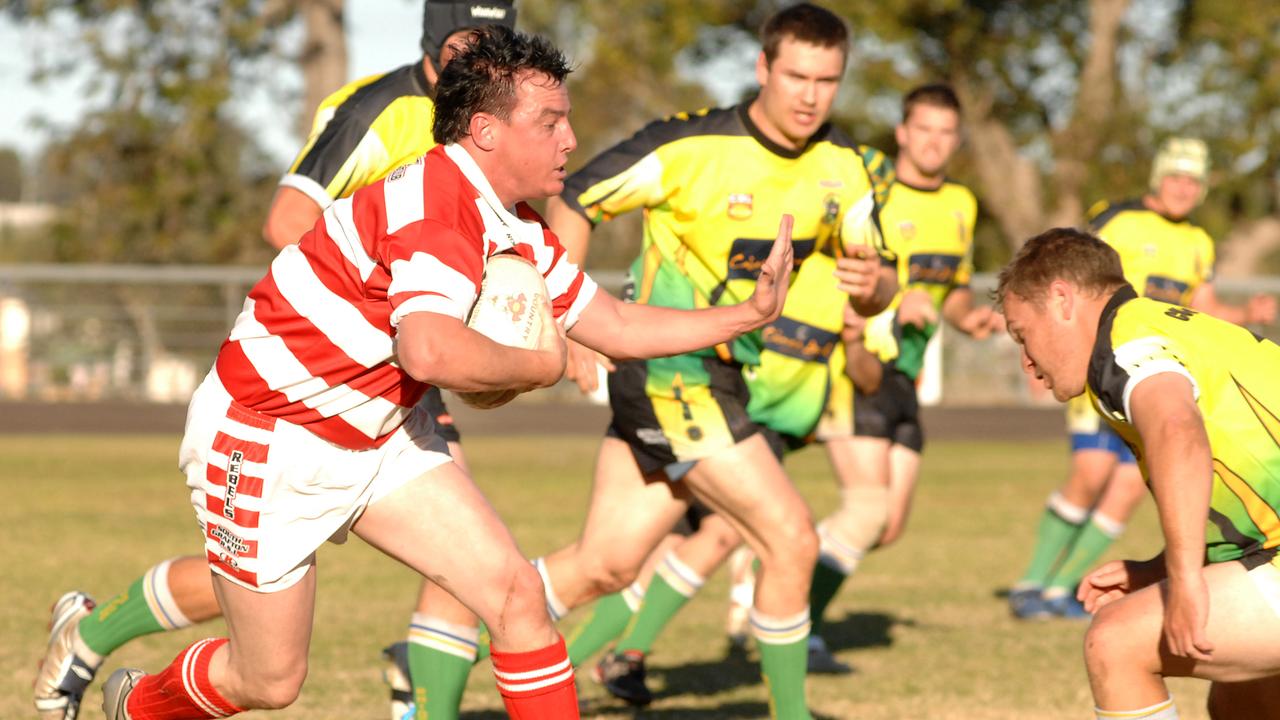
<box><xmin>457</xmin><ymin>253</ymin><xmax>550</xmax><ymax>409</ymax></box>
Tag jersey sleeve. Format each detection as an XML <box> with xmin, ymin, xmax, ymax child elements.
<box><xmin>515</xmin><ymin>204</ymin><xmax>599</xmax><ymax>329</ymax></box>
<box><xmin>281</xmin><ymin>103</ymin><xmax>394</xmax><ymax>209</ymax></box>
<box><xmin>1098</xmin><ymin>323</ymin><xmax>1200</xmax><ymax>422</ymax></box>
<box><xmin>559</xmin><ymin>113</ymin><xmax>698</xmax><ymax>225</ymax></box>
<box><xmin>953</xmin><ymin>186</ymin><xmax>979</xmax><ymax>288</ymax></box>
<box><xmin>383</xmin><ymin>218</ymin><xmax>484</xmax><ymax>326</ymax></box>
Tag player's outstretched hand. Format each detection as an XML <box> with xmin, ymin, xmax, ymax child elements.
<box><xmin>564</xmin><ymin>337</ymin><xmax>615</xmax><ymax>394</ymax></box>
<box><xmin>1164</xmin><ymin>570</ymin><xmax>1214</xmax><ymax>661</ymax></box>
<box><xmin>1077</xmin><ymin>557</ymin><xmax>1165</xmax><ymax>613</ymax></box>
<box><xmin>747</xmin><ymin>214</ymin><xmax>794</xmax><ymax>326</ymax></box>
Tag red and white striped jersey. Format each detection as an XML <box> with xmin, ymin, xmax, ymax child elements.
<box><xmin>215</xmin><ymin>144</ymin><xmax>598</xmax><ymax>450</ymax></box>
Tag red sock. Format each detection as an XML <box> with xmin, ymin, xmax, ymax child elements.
<box><xmin>490</xmin><ymin>635</ymin><xmax>579</xmax><ymax>719</ymax></box>
<box><xmin>127</xmin><ymin>638</ymin><xmax>243</xmax><ymax>719</ymax></box>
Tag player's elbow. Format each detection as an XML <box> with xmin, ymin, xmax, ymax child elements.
<box><xmin>397</xmin><ymin>337</ymin><xmax>448</xmax><ymax>385</ymax></box>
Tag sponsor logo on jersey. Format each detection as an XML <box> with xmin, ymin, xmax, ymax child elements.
<box><xmin>819</xmin><ymin>179</ymin><xmax>844</xmax><ymax>188</ymax></box>
<box><xmin>728</xmin><ymin>237</ymin><xmax>816</xmax><ymax>280</ymax></box>
<box><xmin>727</xmin><ymin>193</ymin><xmax>753</xmax><ymax>220</ymax></box>
<box><xmin>470</xmin><ymin>5</ymin><xmax>510</xmax><ymax>20</ymax></box>
<box><xmin>224</xmin><ymin>449</ymin><xmax>244</xmax><ymax>520</ymax></box>
<box><xmin>1144</xmin><ymin>275</ymin><xmax>1190</xmax><ymax>305</ymax></box>
<box><xmin>907</xmin><ymin>253</ymin><xmax>961</xmax><ymax>285</ymax></box>
<box><xmin>763</xmin><ymin>317</ymin><xmax>839</xmax><ymax>362</ymax></box>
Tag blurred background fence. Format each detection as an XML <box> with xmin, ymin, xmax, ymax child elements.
<box><xmin>3</xmin><ymin>264</ymin><xmax>1276</xmax><ymax>406</ymax></box>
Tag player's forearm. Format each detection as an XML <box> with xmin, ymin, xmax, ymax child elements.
<box><xmin>569</xmin><ymin>294</ymin><xmax>761</xmax><ymax>362</ymax></box>
<box><xmin>399</xmin><ymin>314</ymin><xmax>561</xmax><ymax>392</ymax></box>
<box><xmin>942</xmin><ymin>288</ymin><xmax>976</xmax><ymax>328</ymax></box>
<box><xmin>263</xmin><ymin>186</ymin><xmax>325</xmax><ymax>250</ymax></box>
<box><xmin>1139</xmin><ymin>399</ymin><xmax>1212</xmax><ymax>580</ymax></box>
<box><xmin>546</xmin><ymin>196</ymin><xmax>593</xmax><ymax>266</ymax></box>
<box><xmin>844</xmin><ymin>343</ymin><xmax>883</xmax><ymax>394</ymax></box>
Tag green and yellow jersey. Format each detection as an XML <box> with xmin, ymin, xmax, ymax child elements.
<box><xmin>562</xmin><ymin>102</ymin><xmax>891</xmax><ymax>431</ymax></box>
<box><xmin>281</xmin><ymin>62</ymin><xmax>437</xmax><ymax>207</ymax></box>
<box><xmin>746</xmin><ymin>146</ymin><xmax>894</xmax><ymax>439</ymax></box>
<box><xmin>1088</xmin><ymin>286</ymin><xmax>1280</xmax><ymax>566</ymax></box>
<box><xmin>859</xmin><ymin>178</ymin><xmax>978</xmax><ymax>380</ymax></box>
<box><xmin>1068</xmin><ymin>198</ymin><xmax>1218</xmax><ymax>432</ymax></box>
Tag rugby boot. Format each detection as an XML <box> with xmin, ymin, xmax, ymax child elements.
<box><xmin>34</xmin><ymin>591</ymin><xmax>100</xmax><ymax>720</ymax></box>
<box><xmin>1008</xmin><ymin>587</ymin><xmax>1051</xmax><ymax>620</ymax></box>
<box><xmin>597</xmin><ymin>650</ymin><xmax>653</xmax><ymax>707</ymax></box>
<box><xmin>1044</xmin><ymin>592</ymin><xmax>1092</xmax><ymax>620</ymax></box>
<box><xmin>101</xmin><ymin>668</ymin><xmax>146</xmax><ymax>720</ymax></box>
<box><xmin>380</xmin><ymin>642</ymin><xmax>416</xmax><ymax>720</ymax></box>
<box><xmin>806</xmin><ymin>635</ymin><xmax>853</xmax><ymax>675</ymax></box>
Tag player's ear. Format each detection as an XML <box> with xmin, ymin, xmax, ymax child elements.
<box><xmin>755</xmin><ymin>51</ymin><xmax>770</xmax><ymax>87</ymax></box>
<box><xmin>1047</xmin><ymin>279</ymin><xmax>1073</xmax><ymax>322</ymax></box>
<box><xmin>470</xmin><ymin>112</ymin><xmax>499</xmax><ymax>151</ymax></box>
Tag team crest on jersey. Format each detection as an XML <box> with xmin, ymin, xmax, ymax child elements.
<box><xmin>898</xmin><ymin>221</ymin><xmax>917</xmax><ymax>242</ymax></box>
<box><xmin>822</xmin><ymin>194</ymin><xmax>840</xmax><ymax>224</ymax></box>
<box><xmin>727</xmin><ymin>193</ymin><xmax>754</xmax><ymax>220</ymax></box>
<box><xmin>820</xmin><ymin>179</ymin><xmax>844</xmax><ymax>188</ymax></box>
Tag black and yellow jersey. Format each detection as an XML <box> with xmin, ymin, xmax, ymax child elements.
<box><xmin>1069</xmin><ymin>198</ymin><xmax>1218</xmax><ymax>431</ymax></box>
<box><xmin>1088</xmin><ymin>198</ymin><xmax>1215</xmax><ymax>306</ymax></box>
<box><xmin>860</xmin><ymin>178</ymin><xmax>977</xmax><ymax>379</ymax></box>
<box><xmin>280</xmin><ymin>61</ymin><xmax>437</xmax><ymax>207</ymax></box>
<box><xmin>561</xmin><ymin>101</ymin><xmax>892</xmax><ymax>374</ymax></box>
<box><xmin>1088</xmin><ymin>286</ymin><xmax>1280</xmax><ymax>566</ymax></box>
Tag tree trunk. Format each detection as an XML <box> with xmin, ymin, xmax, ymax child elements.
<box><xmin>297</xmin><ymin>0</ymin><xmax>348</xmax><ymax>139</ymax></box>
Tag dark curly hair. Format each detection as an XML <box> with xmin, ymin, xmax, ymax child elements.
<box><xmin>432</xmin><ymin>25</ymin><xmax>572</xmax><ymax>145</ymax></box>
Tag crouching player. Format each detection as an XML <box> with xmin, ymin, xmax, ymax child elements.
<box><xmin>97</xmin><ymin>27</ymin><xmax>795</xmax><ymax>720</ymax></box>
<box><xmin>998</xmin><ymin>227</ymin><xmax>1280</xmax><ymax>720</ymax></box>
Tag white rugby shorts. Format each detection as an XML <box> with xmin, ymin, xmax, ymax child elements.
<box><xmin>1249</xmin><ymin>557</ymin><xmax>1280</xmax><ymax>620</ymax></box>
<box><xmin>179</xmin><ymin>370</ymin><xmax>453</xmax><ymax>592</ymax></box>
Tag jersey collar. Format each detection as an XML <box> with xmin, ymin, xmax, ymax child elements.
<box><xmin>1087</xmin><ymin>283</ymin><xmax>1139</xmax><ymax>416</ymax></box>
<box><xmin>443</xmin><ymin>143</ymin><xmax>545</xmax><ymax>256</ymax></box>
<box><xmin>736</xmin><ymin>99</ymin><xmax>831</xmax><ymax>160</ymax></box>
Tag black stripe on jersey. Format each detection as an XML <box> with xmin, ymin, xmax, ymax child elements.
<box><xmin>1087</xmin><ymin>284</ymin><xmax>1140</xmax><ymax>418</ymax></box>
<box><xmin>1086</xmin><ymin>198</ymin><xmax>1145</xmax><ymax>233</ymax></box>
<box><xmin>1210</xmin><ymin>506</ymin><xmax>1272</xmax><ymax>569</ymax></box>
<box><xmin>561</xmin><ymin>104</ymin><xmax>746</xmax><ymax>216</ymax></box>
<box><xmin>292</xmin><ymin>61</ymin><xmax>432</xmax><ymax>198</ymax></box>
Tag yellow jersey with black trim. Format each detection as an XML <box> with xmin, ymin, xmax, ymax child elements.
<box><xmin>862</xmin><ymin>178</ymin><xmax>977</xmax><ymax>378</ymax></box>
<box><xmin>1087</xmin><ymin>286</ymin><xmax>1280</xmax><ymax>566</ymax></box>
<box><xmin>280</xmin><ymin>61</ymin><xmax>437</xmax><ymax>207</ymax></box>
<box><xmin>1088</xmin><ymin>198</ymin><xmax>1215</xmax><ymax>305</ymax></box>
<box><xmin>1069</xmin><ymin>198</ymin><xmax>1218</xmax><ymax>429</ymax></box>
<box><xmin>561</xmin><ymin>101</ymin><xmax>892</xmax><ymax>368</ymax></box>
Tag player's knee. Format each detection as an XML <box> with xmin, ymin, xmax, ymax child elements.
<box><xmin>581</xmin><ymin>554</ymin><xmax>640</xmax><ymax>597</ymax></box>
<box><xmin>763</xmin><ymin>515</ymin><xmax>818</xmax><ymax>569</ymax></box>
<box><xmin>494</xmin><ymin>559</ymin><xmax>549</xmax><ymax>619</ymax></box>
<box><xmin>1082</xmin><ymin>605</ymin><xmax>1135</xmax><ymax>680</ymax></box>
<box><xmin>231</xmin><ymin>664</ymin><xmax>308</xmax><ymax>710</ymax></box>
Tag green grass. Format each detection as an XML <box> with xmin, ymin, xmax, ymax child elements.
<box><xmin>2</xmin><ymin>434</ymin><xmax>1209</xmax><ymax>718</ymax></box>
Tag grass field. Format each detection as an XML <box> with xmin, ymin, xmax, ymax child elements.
<box><xmin>3</xmin><ymin>433</ymin><xmax>1210</xmax><ymax>719</ymax></box>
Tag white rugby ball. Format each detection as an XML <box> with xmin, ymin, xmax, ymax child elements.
<box><xmin>457</xmin><ymin>253</ymin><xmax>550</xmax><ymax>409</ymax></box>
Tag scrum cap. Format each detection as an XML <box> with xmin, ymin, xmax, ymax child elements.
<box><xmin>421</xmin><ymin>0</ymin><xmax>517</xmax><ymax>63</ymax></box>
<box><xmin>1149</xmin><ymin>136</ymin><xmax>1209</xmax><ymax>196</ymax></box>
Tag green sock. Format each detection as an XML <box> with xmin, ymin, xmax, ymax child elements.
<box><xmin>78</xmin><ymin>560</ymin><xmax>192</xmax><ymax>657</ymax></box>
<box><xmin>616</xmin><ymin>573</ymin><xmax>696</xmax><ymax>655</ymax></box>
<box><xmin>1018</xmin><ymin>493</ymin><xmax>1088</xmax><ymax>587</ymax></box>
<box><xmin>566</xmin><ymin>590</ymin><xmax>638</xmax><ymax>665</ymax></box>
<box><xmin>474</xmin><ymin>622</ymin><xmax>490</xmax><ymax>662</ymax></box>
<box><xmin>752</xmin><ymin>608</ymin><xmax>812</xmax><ymax>720</ymax></box>
<box><xmin>408</xmin><ymin>614</ymin><xmax>478</xmax><ymax>720</ymax></box>
<box><xmin>807</xmin><ymin>560</ymin><xmax>849</xmax><ymax>637</ymax></box>
<box><xmin>1045</xmin><ymin>515</ymin><xmax>1122</xmax><ymax>594</ymax></box>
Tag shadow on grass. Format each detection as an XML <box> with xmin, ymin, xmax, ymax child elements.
<box><xmin>823</xmin><ymin>610</ymin><xmax>909</xmax><ymax>654</ymax></box>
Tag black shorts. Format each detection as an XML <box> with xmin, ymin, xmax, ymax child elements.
<box><xmin>417</xmin><ymin>387</ymin><xmax>461</xmax><ymax>444</ymax></box>
<box><xmin>852</xmin><ymin>364</ymin><xmax>924</xmax><ymax>453</ymax></box>
<box><xmin>606</xmin><ymin>356</ymin><xmax>760</xmax><ymax>476</ymax></box>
